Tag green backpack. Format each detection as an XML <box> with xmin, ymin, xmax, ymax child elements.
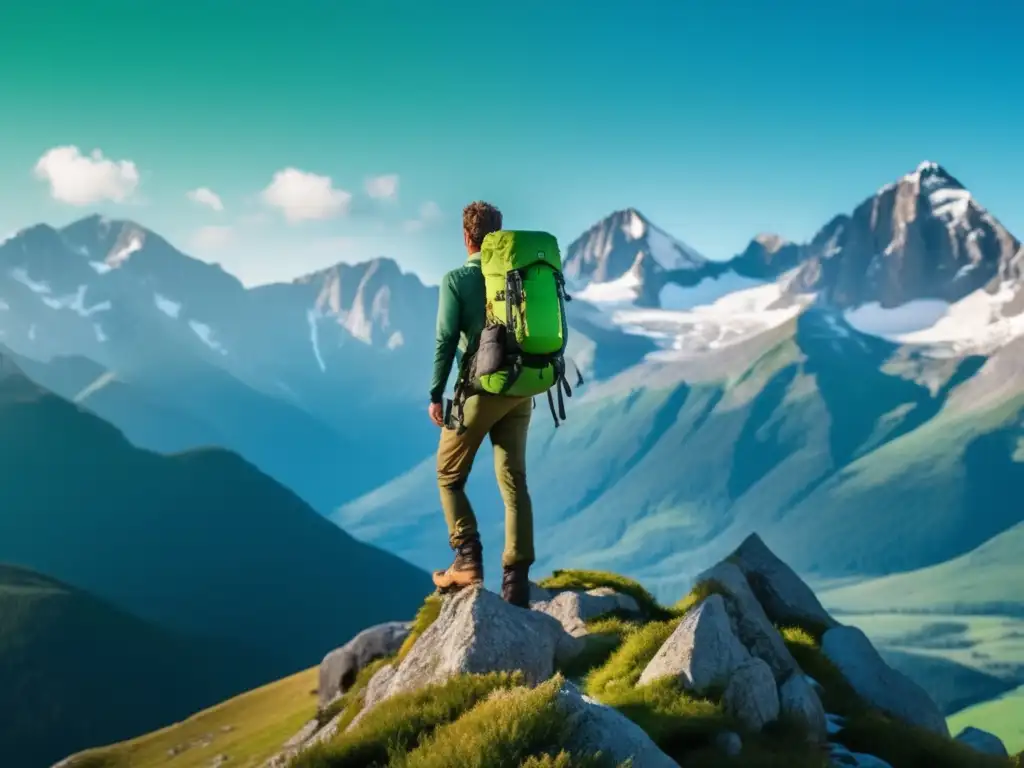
<box><xmin>455</xmin><ymin>230</ymin><xmax>582</xmax><ymax>428</ymax></box>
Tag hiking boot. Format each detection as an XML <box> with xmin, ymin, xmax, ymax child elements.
<box><xmin>432</xmin><ymin>537</ymin><xmax>483</xmax><ymax>593</ymax></box>
<box><xmin>501</xmin><ymin>563</ymin><xmax>531</xmax><ymax>608</ymax></box>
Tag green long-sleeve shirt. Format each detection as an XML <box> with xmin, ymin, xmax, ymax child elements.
<box><xmin>429</xmin><ymin>254</ymin><xmax>486</xmax><ymax>403</ymax></box>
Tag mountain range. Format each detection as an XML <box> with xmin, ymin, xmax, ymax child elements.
<box><xmin>2</xmin><ymin>159</ymin><xmax>1023</xmax><ymax>762</ymax></box>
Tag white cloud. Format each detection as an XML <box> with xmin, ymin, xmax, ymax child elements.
<box><xmin>260</xmin><ymin>167</ymin><xmax>351</xmax><ymax>223</ymax></box>
<box><xmin>403</xmin><ymin>200</ymin><xmax>443</xmax><ymax>233</ymax></box>
<box><xmin>365</xmin><ymin>173</ymin><xmax>400</xmax><ymax>201</ymax></box>
<box><xmin>187</xmin><ymin>186</ymin><xmax>224</xmax><ymax>212</ymax></box>
<box><xmin>191</xmin><ymin>225</ymin><xmax>234</xmax><ymax>250</ymax></box>
<box><xmin>33</xmin><ymin>146</ymin><xmax>140</xmax><ymax>205</ymax></box>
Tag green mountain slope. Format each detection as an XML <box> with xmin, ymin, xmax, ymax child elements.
<box><xmin>0</xmin><ymin>355</ymin><xmax>432</xmax><ymax>677</ymax></box>
<box><xmin>337</xmin><ymin>310</ymin><xmax>1013</xmax><ymax>601</ymax></box>
<box><xmin>822</xmin><ymin>523</ymin><xmax>1024</xmax><ymax>616</ymax></box>
<box><xmin>0</xmin><ymin>565</ymin><xmax>270</xmax><ymax>768</ymax></box>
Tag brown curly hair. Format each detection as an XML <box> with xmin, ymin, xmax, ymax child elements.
<box><xmin>462</xmin><ymin>201</ymin><xmax>503</xmax><ymax>249</ymax></box>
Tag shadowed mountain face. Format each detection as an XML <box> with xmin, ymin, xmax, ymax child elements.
<box><xmin>0</xmin><ymin>565</ymin><xmax>273</xmax><ymax>768</ymax></box>
<box><xmin>0</xmin><ymin>355</ymin><xmax>431</xmax><ymax>676</ymax></box>
<box><xmin>0</xmin><ymin>216</ymin><xmax>440</xmax><ymax>511</ymax></box>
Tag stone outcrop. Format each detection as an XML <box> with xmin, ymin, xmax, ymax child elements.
<box><xmin>363</xmin><ymin>586</ymin><xmax>582</xmax><ymax>713</ymax></box>
<box><xmin>778</xmin><ymin>671</ymin><xmax>828</xmax><ymax>743</ymax></box>
<box><xmin>317</xmin><ymin>621</ymin><xmax>410</xmax><ymax>707</ymax></box>
<box><xmin>638</xmin><ymin>593</ymin><xmax>750</xmax><ymax>690</ymax></box>
<box><xmin>722</xmin><ymin>658</ymin><xmax>780</xmax><ymax>731</ymax></box>
<box><xmin>693</xmin><ymin>561</ymin><xmax>799</xmax><ymax>681</ymax></box>
<box><xmin>532</xmin><ymin>586</ymin><xmax>641</xmax><ymax>638</ymax></box>
<box><xmin>954</xmin><ymin>726</ymin><xmax>1009</xmax><ymax>757</ymax></box>
<box><xmin>728</xmin><ymin>533</ymin><xmax>839</xmax><ymax>631</ymax></box>
<box><xmin>554</xmin><ymin>681</ymin><xmax>678</xmax><ymax>768</ymax></box>
<box><xmin>821</xmin><ymin>626</ymin><xmax>949</xmax><ymax>737</ymax></box>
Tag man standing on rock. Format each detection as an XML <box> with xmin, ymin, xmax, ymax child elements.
<box><xmin>427</xmin><ymin>201</ymin><xmax>534</xmax><ymax>609</ymax></box>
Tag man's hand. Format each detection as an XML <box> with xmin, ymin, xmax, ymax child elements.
<box><xmin>429</xmin><ymin>401</ymin><xmax>444</xmax><ymax>427</ymax></box>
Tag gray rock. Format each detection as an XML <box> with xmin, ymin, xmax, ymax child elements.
<box><xmin>318</xmin><ymin>621</ymin><xmax>410</xmax><ymax>706</ymax></box>
<box><xmin>714</xmin><ymin>731</ymin><xmax>743</xmax><ymax>757</ymax></box>
<box><xmin>361</xmin><ymin>663</ymin><xmax>397</xmax><ymax>711</ymax></box>
<box><xmin>363</xmin><ymin>586</ymin><xmax>582</xmax><ymax>713</ymax></box>
<box><xmin>821</xmin><ymin>626</ymin><xmax>949</xmax><ymax>736</ymax></box>
<box><xmin>533</xmin><ymin>587</ymin><xmax>642</xmax><ymax>637</ymax></box>
<box><xmin>638</xmin><ymin>594</ymin><xmax>750</xmax><ymax>691</ymax></box>
<box><xmin>694</xmin><ymin>561</ymin><xmax>799</xmax><ymax>681</ymax></box>
<box><xmin>826</xmin><ymin>713</ymin><xmax>847</xmax><ymax>736</ymax></box>
<box><xmin>729</xmin><ymin>533</ymin><xmax>839</xmax><ymax>631</ymax></box>
<box><xmin>954</xmin><ymin>726</ymin><xmax>1009</xmax><ymax>757</ymax></box>
<box><xmin>779</xmin><ymin>672</ymin><xmax>828</xmax><ymax>743</ymax></box>
<box><xmin>827</xmin><ymin>743</ymin><xmax>894</xmax><ymax>768</ymax></box>
<box><xmin>722</xmin><ymin>658</ymin><xmax>779</xmax><ymax>732</ymax></box>
<box><xmin>554</xmin><ymin>680</ymin><xmax>679</xmax><ymax>768</ymax></box>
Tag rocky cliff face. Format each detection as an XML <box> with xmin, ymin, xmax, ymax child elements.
<box><xmin>780</xmin><ymin>162</ymin><xmax>1021</xmax><ymax>308</ymax></box>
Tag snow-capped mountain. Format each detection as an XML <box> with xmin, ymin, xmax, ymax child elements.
<box><xmin>787</xmin><ymin>161</ymin><xmax>1020</xmax><ymax>308</ymax></box>
<box><xmin>573</xmin><ymin>162</ymin><xmax>1024</xmax><ymax>360</ymax></box>
<box><xmin>0</xmin><ymin>216</ymin><xmax>440</xmax><ymax>512</ymax></box>
<box><xmin>564</xmin><ymin>208</ymin><xmax>721</xmax><ymax>306</ymax></box>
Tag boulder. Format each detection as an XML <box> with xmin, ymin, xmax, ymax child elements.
<box><xmin>821</xmin><ymin>626</ymin><xmax>949</xmax><ymax>736</ymax></box>
<box><xmin>722</xmin><ymin>658</ymin><xmax>779</xmax><ymax>732</ymax></box>
<box><xmin>318</xmin><ymin>621</ymin><xmax>410</xmax><ymax>706</ymax></box>
<box><xmin>728</xmin><ymin>533</ymin><xmax>839</xmax><ymax>631</ymax></box>
<box><xmin>778</xmin><ymin>672</ymin><xmax>828</xmax><ymax>743</ymax></box>
<box><xmin>954</xmin><ymin>726</ymin><xmax>1009</xmax><ymax>757</ymax></box>
<box><xmin>362</xmin><ymin>586</ymin><xmax>582</xmax><ymax>713</ymax></box>
<box><xmin>827</xmin><ymin>743</ymin><xmax>895</xmax><ymax>768</ymax></box>
<box><xmin>638</xmin><ymin>594</ymin><xmax>750</xmax><ymax>691</ymax></box>
<box><xmin>533</xmin><ymin>588</ymin><xmax>642</xmax><ymax>637</ymax></box>
<box><xmin>694</xmin><ymin>561</ymin><xmax>799</xmax><ymax>681</ymax></box>
<box><xmin>714</xmin><ymin>731</ymin><xmax>743</xmax><ymax>757</ymax></box>
<box><xmin>554</xmin><ymin>680</ymin><xmax>679</xmax><ymax>768</ymax></box>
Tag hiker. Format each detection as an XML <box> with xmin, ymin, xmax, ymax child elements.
<box><xmin>427</xmin><ymin>201</ymin><xmax>579</xmax><ymax>609</ymax></box>
<box><xmin>428</xmin><ymin>201</ymin><xmax>533</xmax><ymax>608</ymax></box>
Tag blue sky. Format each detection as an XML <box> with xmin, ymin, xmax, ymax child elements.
<box><xmin>1</xmin><ymin>0</ymin><xmax>1022</xmax><ymax>286</ymax></box>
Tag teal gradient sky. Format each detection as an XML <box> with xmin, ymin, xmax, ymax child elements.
<box><xmin>1</xmin><ymin>0</ymin><xmax>1022</xmax><ymax>285</ymax></box>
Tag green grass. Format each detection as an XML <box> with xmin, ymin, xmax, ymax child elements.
<box><xmin>539</xmin><ymin>569</ymin><xmax>672</xmax><ymax>620</ymax></box>
<box><xmin>394</xmin><ymin>676</ymin><xmax>617</xmax><ymax>768</ymax></box>
<box><xmin>395</xmin><ymin>594</ymin><xmax>443</xmax><ymax>662</ymax></box>
<box><xmin>316</xmin><ymin>657</ymin><xmax>394</xmax><ymax>730</ymax></box>
<box><xmin>61</xmin><ymin>666</ymin><xmax>320</xmax><ymax>768</ymax></box>
<box><xmin>292</xmin><ymin>672</ymin><xmax>525</xmax><ymax>768</ymax></box>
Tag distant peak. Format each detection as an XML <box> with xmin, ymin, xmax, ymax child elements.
<box><xmin>753</xmin><ymin>233</ymin><xmax>790</xmax><ymax>254</ymax></box>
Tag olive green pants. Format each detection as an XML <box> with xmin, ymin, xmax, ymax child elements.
<box><xmin>437</xmin><ymin>393</ymin><xmax>534</xmax><ymax>567</ymax></box>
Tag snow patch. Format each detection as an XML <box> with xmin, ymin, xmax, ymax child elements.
<box><xmin>10</xmin><ymin>268</ymin><xmax>51</xmax><ymax>294</ymax></box>
<box><xmin>576</xmin><ymin>271</ymin><xmax>641</xmax><ymax>305</ymax></box>
<box><xmin>306</xmin><ymin>308</ymin><xmax>326</xmax><ymax>372</ymax></box>
<box><xmin>188</xmin><ymin>320</ymin><xmax>228</xmax><ymax>355</ymax></box>
<box><xmin>616</xmin><ymin>281</ymin><xmax>811</xmax><ymax>357</ymax></box>
<box><xmin>89</xmin><ymin>261</ymin><xmax>113</xmax><ymax>274</ymax></box>
<box><xmin>38</xmin><ymin>285</ymin><xmax>111</xmax><ymax>317</ymax></box>
<box><xmin>154</xmin><ymin>293</ymin><xmax>182</xmax><ymax>319</ymax></box>
<box><xmin>844</xmin><ymin>284</ymin><xmax>1024</xmax><ymax>353</ymax></box>
<box><xmin>929</xmin><ymin>187</ymin><xmax>971</xmax><ymax>224</ymax></box>
<box><xmin>624</xmin><ymin>210</ymin><xmax>646</xmax><ymax>239</ymax></box>
<box><xmin>107</xmin><ymin>235</ymin><xmax>142</xmax><ymax>268</ymax></box>
<box><xmin>659</xmin><ymin>273</ymin><xmax>764</xmax><ymax>311</ymax></box>
<box><xmin>387</xmin><ymin>331</ymin><xmax>404</xmax><ymax>350</ymax></box>
<box><xmin>94</xmin><ymin>323</ymin><xmax>107</xmax><ymax>342</ymax></box>
<box><xmin>646</xmin><ymin>223</ymin><xmax>704</xmax><ymax>270</ymax></box>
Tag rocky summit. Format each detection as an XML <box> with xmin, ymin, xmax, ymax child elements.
<box><xmin>209</xmin><ymin>534</ymin><xmax>1017</xmax><ymax>768</ymax></box>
